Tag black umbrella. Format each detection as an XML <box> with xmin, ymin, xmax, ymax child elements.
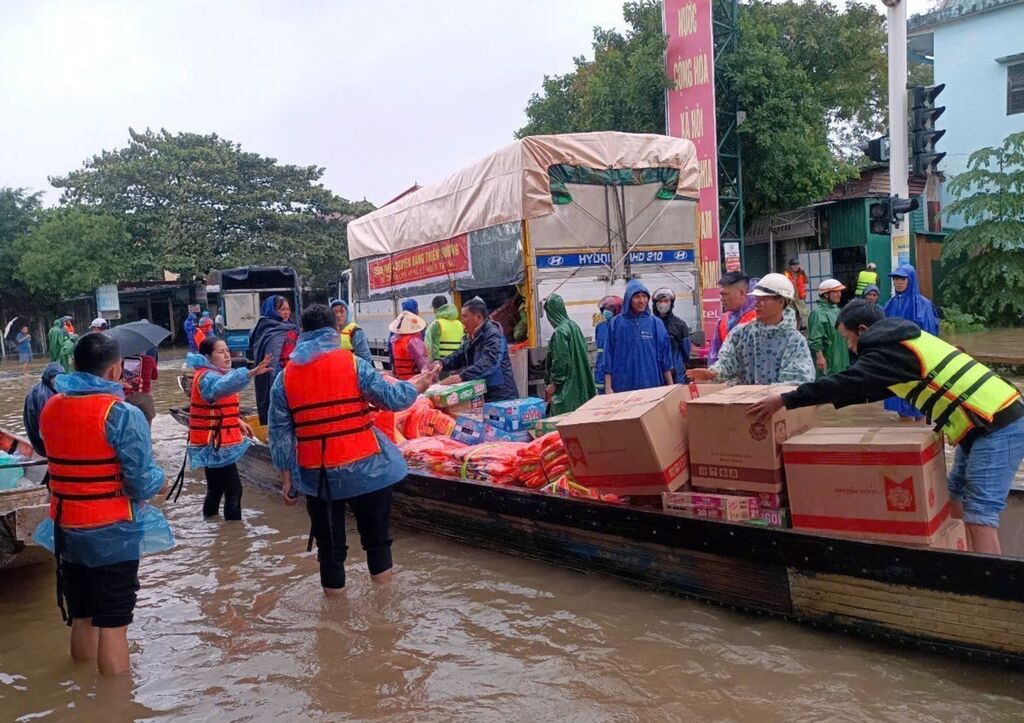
<box><xmin>108</xmin><ymin>320</ymin><xmax>171</xmax><ymax>357</ymax></box>
<box><xmin>4</xmin><ymin>316</ymin><xmax>28</xmax><ymax>341</ymax></box>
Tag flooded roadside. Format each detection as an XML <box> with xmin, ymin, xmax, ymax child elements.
<box><xmin>1</xmin><ymin>354</ymin><xmax>1023</xmax><ymax>721</ymax></box>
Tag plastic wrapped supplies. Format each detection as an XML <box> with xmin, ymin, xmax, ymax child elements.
<box><xmin>454</xmin><ymin>442</ymin><xmax>528</xmax><ymax>485</ymax></box>
<box><xmin>400</xmin><ymin>437</ymin><xmax>469</xmax><ymax>478</ymax></box>
<box><xmin>398</xmin><ymin>397</ymin><xmax>458</xmax><ymax>439</ymax></box>
<box><xmin>518</xmin><ymin>432</ymin><xmax>573</xmax><ymax>489</ymax></box>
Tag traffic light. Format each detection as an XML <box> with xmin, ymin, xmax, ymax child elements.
<box><xmin>869</xmin><ymin>196</ymin><xmax>920</xmax><ymax>235</ymax></box>
<box><xmin>857</xmin><ymin>135</ymin><xmax>889</xmax><ymax>163</ymax></box>
<box><xmin>911</xmin><ymin>84</ymin><xmax>946</xmax><ymax>176</ymax></box>
<box><xmin>869</xmin><ymin>197</ymin><xmax>891</xmax><ymax>235</ymax></box>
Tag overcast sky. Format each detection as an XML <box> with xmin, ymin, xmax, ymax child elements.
<box><xmin>2</xmin><ymin>0</ymin><xmax>934</xmax><ymax>207</ymax></box>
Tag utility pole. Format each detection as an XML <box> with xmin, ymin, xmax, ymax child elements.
<box><xmin>883</xmin><ymin>0</ymin><xmax>910</xmax><ymax>274</ymax></box>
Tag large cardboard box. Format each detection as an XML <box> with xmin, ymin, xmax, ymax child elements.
<box><xmin>929</xmin><ymin>518</ymin><xmax>968</xmax><ymax>552</ymax></box>
<box><xmin>689</xmin><ymin>386</ymin><xmax>817</xmax><ymax>493</ymax></box>
<box><xmin>558</xmin><ymin>383</ymin><xmax>726</xmax><ymax>496</ymax></box>
<box><xmin>783</xmin><ymin>427</ymin><xmax>950</xmax><ymax>544</ymax></box>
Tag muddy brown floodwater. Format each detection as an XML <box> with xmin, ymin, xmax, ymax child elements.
<box><xmin>1</xmin><ymin>353</ymin><xmax>1024</xmax><ymax>721</ymax></box>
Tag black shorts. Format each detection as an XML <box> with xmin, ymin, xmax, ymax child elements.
<box><xmin>62</xmin><ymin>559</ymin><xmax>141</xmax><ymax>628</ymax></box>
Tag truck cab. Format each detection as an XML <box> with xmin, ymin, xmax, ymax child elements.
<box><xmin>219</xmin><ymin>266</ymin><xmax>302</xmax><ymax>363</ymax></box>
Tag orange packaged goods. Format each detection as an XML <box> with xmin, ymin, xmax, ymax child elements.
<box><xmin>688</xmin><ymin>385</ymin><xmax>817</xmax><ymax>494</ymax></box>
<box><xmin>783</xmin><ymin>427</ymin><xmax>950</xmax><ymax>545</ymax></box>
<box><xmin>398</xmin><ymin>396</ymin><xmax>457</xmax><ymax>439</ymax></box>
<box><xmin>453</xmin><ymin>442</ymin><xmax>528</xmax><ymax>485</ymax></box>
<box><xmin>400</xmin><ymin>437</ymin><xmax>468</xmax><ymax>478</ymax></box>
<box><xmin>557</xmin><ymin>383</ymin><xmax>726</xmax><ymax>496</ymax></box>
<box><xmin>518</xmin><ymin>432</ymin><xmax>574</xmax><ymax>489</ymax></box>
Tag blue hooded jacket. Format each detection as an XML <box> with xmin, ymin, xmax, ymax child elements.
<box><xmin>605</xmin><ymin>280</ymin><xmax>673</xmax><ymax>392</ymax></box>
<box><xmin>401</xmin><ymin>298</ymin><xmax>419</xmax><ymax>314</ymax></box>
<box><xmin>268</xmin><ymin>327</ymin><xmax>417</xmax><ymax>500</ymax></box>
<box><xmin>883</xmin><ymin>264</ymin><xmax>940</xmax><ymax>418</ymax></box>
<box><xmin>184</xmin><ymin>312</ymin><xmax>198</xmax><ymax>352</ymax></box>
<box><xmin>23</xmin><ymin>362</ymin><xmax>64</xmax><ymax>456</ymax></box>
<box><xmin>33</xmin><ymin>372</ymin><xmax>174</xmax><ymax>567</ymax></box>
<box><xmin>185</xmin><ymin>352</ymin><xmax>253</xmax><ymax>469</ymax></box>
<box><xmin>594</xmin><ymin>311</ymin><xmax>613</xmax><ymax>391</ymax></box>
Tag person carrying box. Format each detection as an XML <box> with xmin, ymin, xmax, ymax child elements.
<box><xmin>748</xmin><ymin>300</ymin><xmax>1024</xmax><ymax>555</ymax></box>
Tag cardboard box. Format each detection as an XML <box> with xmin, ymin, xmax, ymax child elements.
<box><xmin>450</xmin><ymin>416</ymin><xmax>485</xmax><ymax>446</ymax></box>
<box><xmin>447</xmin><ymin>397</ymin><xmax>484</xmax><ymax>419</ymax></box>
<box><xmin>425</xmin><ymin>380</ymin><xmax>487</xmax><ymax>408</ymax></box>
<box><xmin>482</xmin><ymin>423</ymin><xmax>533</xmax><ymax>443</ymax></box>
<box><xmin>662</xmin><ymin>491</ymin><xmax>761</xmax><ymax>520</ymax></box>
<box><xmin>688</xmin><ymin>488</ymin><xmax>787</xmax><ymax>510</ymax></box>
<box><xmin>483</xmin><ymin>398</ymin><xmax>547</xmax><ymax>432</ymax></box>
<box><xmin>688</xmin><ymin>385</ymin><xmax>817</xmax><ymax>494</ymax></box>
<box><xmin>754</xmin><ymin>507</ymin><xmax>790</xmax><ymax>528</ymax></box>
<box><xmin>929</xmin><ymin>518</ymin><xmax>968</xmax><ymax>552</ymax></box>
<box><xmin>558</xmin><ymin>383</ymin><xmax>726</xmax><ymax>496</ymax></box>
<box><xmin>534</xmin><ymin>413</ymin><xmax>571</xmax><ymax>436</ymax></box>
<box><xmin>783</xmin><ymin>427</ymin><xmax>950</xmax><ymax>544</ymax></box>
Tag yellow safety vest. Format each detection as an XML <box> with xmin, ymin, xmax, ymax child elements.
<box><xmin>855</xmin><ymin>269</ymin><xmax>879</xmax><ymax>295</ymax></box>
<box><xmin>339</xmin><ymin>322</ymin><xmax>360</xmax><ymax>351</ymax></box>
<box><xmin>889</xmin><ymin>332</ymin><xmax>1021</xmax><ymax>445</ymax></box>
<box><xmin>435</xmin><ymin>318</ymin><xmax>464</xmax><ymax>359</ymax></box>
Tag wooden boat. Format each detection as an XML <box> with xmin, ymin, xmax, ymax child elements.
<box><xmin>169</xmin><ymin>405</ymin><xmax>1024</xmax><ymax>667</ymax></box>
<box><xmin>0</xmin><ymin>429</ymin><xmax>50</xmax><ymax>570</ymax></box>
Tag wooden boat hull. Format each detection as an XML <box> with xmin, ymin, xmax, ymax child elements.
<box><xmin>168</xmin><ymin>406</ymin><xmax>1024</xmax><ymax>666</ymax></box>
<box><xmin>0</xmin><ymin>429</ymin><xmax>50</xmax><ymax>571</ymax></box>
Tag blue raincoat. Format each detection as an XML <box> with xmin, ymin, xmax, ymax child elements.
<box><xmin>605</xmin><ymin>280</ymin><xmax>672</xmax><ymax>392</ymax></box>
<box><xmin>330</xmin><ymin>299</ymin><xmax>373</xmax><ymax>363</ymax></box>
<box><xmin>23</xmin><ymin>362</ymin><xmax>64</xmax><ymax>456</ymax></box>
<box><xmin>184</xmin><ymin>312</ymin><xmax>198</xmax><ymax>352</ymax></box>
<box><xmin>249</xmin><ymin>295</ymin><xmax>299</xmax><ymax>424</ymax></box>
<box><xmin>884</xmin><ymin>265</ymin><xmax>940</xmax><ymax>418</ymax></box>
<box><xmin>268</xmin><ymin>327</ymin><xmax>418</xmax><ymax>500</ymax></box>
<box><xmin>594</xmin><ymin>311</ymin><xmax>612</xmax><ymax>392</ymax></box>
<box><xmin>401</xmin><ymin>298</ymin><xmax>418</xmax><ymax>314</ymax></box>
<box><xmin>33</xmin><ymin>373</ymin><xmax>174</xmax><ymax>567</ymax></box>
<box><xmin>186</xmin><ymin>352</ymin><xmax>253</xmax><ymax>469</ymax></box>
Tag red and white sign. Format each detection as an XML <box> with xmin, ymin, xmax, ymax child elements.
<box><xmin>367</xmin><ymin>234</ymin><xmax>471</xmax><ymax>294</ymax></box>
<box><xmin>664</xmin><ymin>0</ymin><xmax>720</xmax><ymax>354</ymax></box>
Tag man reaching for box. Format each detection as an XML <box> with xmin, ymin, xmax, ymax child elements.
<box><xmin>748</xmin><ymin>300</ymin><xmax>1024</xmax><ymax>555</ymax></box>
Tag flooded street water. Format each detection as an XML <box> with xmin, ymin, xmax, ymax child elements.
<box><xmin>2</xmin><ymin>353</ymin><xmax>1024</xmax><ymax>721</ymax></box>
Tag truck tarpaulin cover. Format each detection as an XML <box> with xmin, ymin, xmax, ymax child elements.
<box><xmin>220</xmin><ymin>266</ymin><xmax>298</xmax><ymax>291</ymax></box>
<box><xmin>346</xmin><ymin>132</ymin><xmax>699</xmax><ymax>261</ymax></box>
<box><xmin>353</xmin><ymin>222</ymin><xmax>524</xmax><ymax>301</ymax></box>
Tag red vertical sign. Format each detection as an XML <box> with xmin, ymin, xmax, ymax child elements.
<box><xmin>664</xmin><ymin>0</ymin><xmax>720</xmax><ymax>356</ymax></box>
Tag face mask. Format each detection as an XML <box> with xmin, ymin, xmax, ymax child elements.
<box><xmin>656</xmin><ymin>302</ymin><xmax>671</xmax><ymax>314</ymax></box>
<box><xmin>602</xmin><ymin>310</ymin><xmax>613</xmax><ymax>322</ymax></box>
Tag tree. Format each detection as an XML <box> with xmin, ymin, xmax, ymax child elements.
<box><xmin>940</xmin><ymin>132</ymin><xmax>1024</xmax><ymax>324</ymax></box>
<box><xmin>50</xmin><ymin>128</ymin><xmax>372</xmax><ymax>286</ymax></box>
<box><xmin>516</xmin><ymin>0</ymin><xmax>894</xmax><ymax>219</ymax></box>
<box><xmin>0</xmin><ymin>187</ymin><xmax>44</xmax><ymax>309</ymax></box>
<box><xmin>16</xmin><ymin>207</ymin><xmax>134</xmax><ymax>304</ymax></box>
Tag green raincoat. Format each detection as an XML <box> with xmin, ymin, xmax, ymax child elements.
<box><xmin>425</xmin><ymin>303</ymin><xmax>461</xmax><ymax>360</ymax></box>
<box><xmin>807</xmin><ymin>299</ymin><xmax>849</xmax><ymax>377</ymax></box>
<box><xmin>543</xmin><ymin>294</ymin><xmax>596</xmax><ymax>415</ymax></box>
<box><xmin>57</xmin><ymin>334</ymin><xmax>77</xmax><ymax>371</ymax></box>
<box><xmin>47</xmin><ymin>319</ymin><xmax>65</xmax><ymax>362</ymax></box>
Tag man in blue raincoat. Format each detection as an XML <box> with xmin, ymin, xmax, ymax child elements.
<box><xmin>604</xmin><ymin>280</ymin><xmax>673</xmax><ymax>393</ymax></box>
<box><xmin>33</xmin><ymin>333</ymin><xmax>173</xmax><ymax>676</ymax></box>
<box><xmin>269</xmin><ymin>304</ymin><xmax>434</xmax><ymax>593</ymax></box>
<box><xmin>884</xmin><ymin>264</ymin><xmax>940</xmax><ymax>421</ymax></box>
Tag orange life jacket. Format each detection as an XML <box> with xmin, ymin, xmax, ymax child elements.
<box><xmin>391</xmin><ymin>334</ymin><xmax>417</xmax><ymax>380</ymax></box>
<box><xmin>717</xmin><ymin>308</ymin><xmax>757</xmax><ymax>346</ymax></box>
<box><xmin>188</xmin><ymin>367</ymin><xmax>244</xmax><ymax>449</ymax></box>
<box><xmin>283</xmin><ymin>348</ymin><xmax>380</xmax><ymax>470</ymax></box>
<box><xmin>40</xmin><ymin>393</ymin><xmax>132</xmax><ymax>529</ymax></box>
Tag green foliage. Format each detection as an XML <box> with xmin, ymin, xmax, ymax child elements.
<box><xmin>517</xmin><ymin>1</ymin><xmax>669</xmax><ymax>137</ymax></box>
<box><xmin>0</xmin><ymin>187</ymin><xmax>44</xmax><ymax>308</ymax></box>
<box><xmin>516</xmin><ymin>0</ymin><xmax>888</xmax><ymax>220</ymax></box>
<box><xmin>50</xmin><ymin>128</ymin><xmax>372</xmax><ymax>286</ymax></box>
<box><xmin>17</xmin><ymin>207</ymin><xmax>134</xmax><ymax>304</ymax></box>
<box><xmin>939</xmin><ymin>305</ymin><xmax>987</xmax><ymax>337</ymax></box>
<box><xmin>941</xmin><ymin>132</ymin><xmax>1024</xmax><ymax>324</ymax></box>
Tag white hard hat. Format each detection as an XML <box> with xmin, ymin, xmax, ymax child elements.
<box><xmin>818</xmin><ymin>278</ymin><xmax>846</xmax><ymax>294</ymax></box>
<box><xmin>90</xmin><ymin>317</ymin><xmax>108</xmax><ymax>329</ymax></box>
<box><xmin>652</xmin><ymin>287</ymin><xmax>675</xmax><ymax>302</ymax></box>
<box><xmin>750</xmin><ymin>273</ymin><xmax>795</xmax><ymax>300</ymax></box>
<box><xmin>867</xmin><ymin>262</ymin><xmax>877</xmax><ymax>269</ymax></box>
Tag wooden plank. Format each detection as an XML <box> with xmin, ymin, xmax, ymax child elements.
<box><xmin>13</xmin><ymin>504</ymin><xmax>48</xmax><ymax>544</ymax></box>
<box><xmin>790</xmin><ymin>570</ymin><xmax>1024</xmax><ymax>654</ymax></box>
<box><xmin>394</xmin><ymin>494</ymin><xmax>793</xmax><ymax>614</ymax></box>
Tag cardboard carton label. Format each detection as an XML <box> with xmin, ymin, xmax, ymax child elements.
<box><xmin>884</xmin><ymin>476</ymin><xmax>916</xmax><ymax>513</ymax></box>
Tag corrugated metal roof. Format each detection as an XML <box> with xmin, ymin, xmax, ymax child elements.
<box><xmin>820</xmin><ymin>167</ymin><xmax>927</xmax><ymax>203</ymax></box>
